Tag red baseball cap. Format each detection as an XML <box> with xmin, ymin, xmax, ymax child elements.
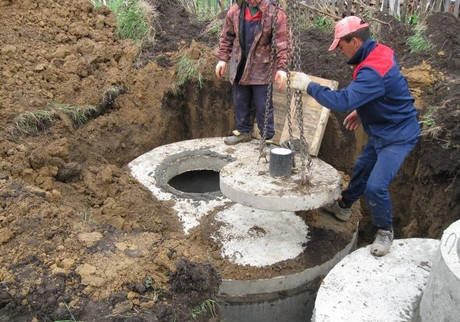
<box><xmin>329</xmin><ymin>16</ymin><xmax>369</xmax><ymax>51</ymax></box>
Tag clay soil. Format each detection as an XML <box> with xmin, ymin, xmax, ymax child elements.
<box><xmin>0</xmin><ymin>0</ymin><xmax>458</xmax><ymax>321</ymax></box>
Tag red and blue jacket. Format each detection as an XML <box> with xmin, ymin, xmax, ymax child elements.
<box><xmin>307</xmin><ymin>39</ymin><xmax>420</xmax><ymax>145</ymax></box>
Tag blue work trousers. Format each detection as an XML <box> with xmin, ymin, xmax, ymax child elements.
<box><xmin>232</xmin><ymin>82</ymin><xmax>274</xmax><ymax>139</ymax></box>
<box><xmin>341</xmin><ymin>136</ymin><xmax>418</xmax><ymax>229</ymax></box>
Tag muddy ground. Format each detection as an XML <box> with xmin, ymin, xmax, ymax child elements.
<box><xmin>0</xmin><ymin>0</ymin><xmax>458</xmax><ymax>321</ymax></box>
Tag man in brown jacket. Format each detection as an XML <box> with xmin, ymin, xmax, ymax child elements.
<box><xmin>215</xmin><ymin>0</ymin><xmax>288</xmax><ymax>145</ymax></box>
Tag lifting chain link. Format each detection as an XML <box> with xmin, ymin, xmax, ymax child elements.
<box><xmin>258</xmin><ymin>0</ymin><xmax>280</xmax><ymax>163</ymax></box>
<box><xmin>287</xmin><ymin>0</ymin><xmax>313</xmax><ymax>185</ymax></box>
<box><xmin>285</xmin><ymin>0</ymin><xmax>295</xmax><ymax>156</ymax></box>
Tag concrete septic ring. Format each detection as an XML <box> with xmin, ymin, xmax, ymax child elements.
<box><xmin>313</xmin><ymin>238</ymin><xmax>440</xmax><ymax>322</ymax></box>
<box><xmin>419</xmin><ymin>219</ymin><xmax>460</xmax><ymax>322</ymax></box>
<box><xmin>128</xmin><ymin>137</ymin><xmax>357</xmax><ymax>322</ymax></box>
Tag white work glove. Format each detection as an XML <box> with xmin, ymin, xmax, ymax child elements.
<box><xmin>274</xmin><ymin>70</ymin><xmax>287</xmax><ymax>89</ymax></box>
<box><xmin>290</xmin><ymin>72</ymin><xmax>311</xmax><ymax>91</ymax></box>
<box><xmin>343</xmin><ymin>110</ymin><xmax>361</xmax><ymax>131</ymax></box>
<box><xmin>215</xmin><ymin>60</ymin><xmax>227</xmax><ymax>78</ymax></box>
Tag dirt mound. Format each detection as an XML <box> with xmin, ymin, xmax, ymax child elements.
<box><xmin>0</xmin><ymin>1</ymin><xmax>222</xmax><ymax>321</ymax></box>
<box><xmin>0</xmin><ymin>0</ymin><xmax>458</xmax><ymax>321</ymax></box>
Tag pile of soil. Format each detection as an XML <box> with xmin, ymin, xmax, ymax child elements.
<box><xmin>0</xmin><ymin>0</ymin><xmax>458</xmax><ymax>321</ymax></box>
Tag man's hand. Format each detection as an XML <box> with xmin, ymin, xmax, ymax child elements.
<box><xmin>343</xmin><ymin>110</ymin><xmax>361</xmax><ymax>131</ymax></box>
<box><xmin>274</xmin><ymin>70</ymin><xmax>287</xmax><ymax>89</ymax></box>
<box><xmin>290</xmin><ymin>72</ymin><xmax>311</xmax><ymax>91</ymax></box>
<box><xmin>215</xmin><ymin>61</ymin><xmax>227</xmax><ymax>78</ymax></box>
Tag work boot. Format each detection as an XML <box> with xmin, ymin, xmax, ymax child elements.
<box><xmin>224</xmin><ymin>130</ymin><xmax>251</xmax><ymax>145</ymax></box>
<box><xmin>370</xmin><ymin>228</ymin><xmax>394</xmax><ymax>257</ymax></box>
<box><xmin>321</xmin><ymin>200</ymin><xmax>351</xmax><ymax>221</ymax></box>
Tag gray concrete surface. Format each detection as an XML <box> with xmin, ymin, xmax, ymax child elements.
<box><xmin>313</xmin><ymin>238</ymin><xmax>440</xmax><ymax>322</ymax></box>
<box><xmin>420</xmin><ymin>220</ymin><xmax>460</xmax><ymax>322</ymax></box>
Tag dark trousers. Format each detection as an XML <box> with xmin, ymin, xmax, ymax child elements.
<box><xmin>342</xmin><ymin>136</ymin><xmax>418</xmax><ymax>229</ymax></box>
<box><xmin>232</xmin><ymin>82</ymin><xmax>274</xmax><ymax>139</ymax></box>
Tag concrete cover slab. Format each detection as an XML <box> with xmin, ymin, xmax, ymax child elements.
<box><xmin>212</xmin><ymin>204</ymin><xmax>309</xmax><ymax>266</ymax></box>
<box><xmin>312</xmin><ymin>238</ymin><xmax>440</xmax><ymax>322</ymax></box>
<box><xmin>220</xmin><ymin>151</ymin><xmax>341</xmax><ymax>211</ymax></box>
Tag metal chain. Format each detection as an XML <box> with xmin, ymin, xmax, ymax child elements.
<box><xmin>285</xmin><ymin>0</ymin><xmax>294</xmax><ymax>154</ymax></box>
<box><xmin>258</xmin><ymin>0</ymin><xmax>279</xmax><ymax>163</ymax></box>
<box><xmin>291</xmin><ymin>1</ymin><xmax>313</xmax><ymax>184</ymax></box>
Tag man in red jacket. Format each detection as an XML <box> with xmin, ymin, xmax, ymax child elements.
<box><xmin>215</xmin><ymin>0</ymin><xmax>288</xmax><ymax>145</ymax></box>
<box><xmin>277</xmin><ymin>16</ymin><xmax>420</xmax><ymax>257</ymax></box>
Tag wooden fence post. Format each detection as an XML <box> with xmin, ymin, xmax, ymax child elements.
<box><xmin>401</xmin><ymin>0</ymin><xmax>409</xmax><ymax>21</ymax></box>
<box><xmin>443</xmin><ymin>0</ymin><xmax>450</xmax><ymax>12</ymax></box>
<box><xmin>388</xmin><ymin>0</ymin><xmax>400</xmax><ymax>15</ymax></box>
<box><xmin>435</xmin><ymin>0</ymin><xmax>442</xmax><ymax>12</ymax></box>
<box><xmin>419</xmin><ymin>0</ymin><xmax>426</xmax><ymax>14</ymax></box>
<box><xmin>381</xmin><ymin>0</ymin><xmax>388</xmax><ymax>13</ymax></box>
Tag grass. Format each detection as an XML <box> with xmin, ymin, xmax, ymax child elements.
<box><xmin>196</xmin><ymin>7</ymin><xmax>217</xmax><ymax>21</ymax></box>
<box><xmin>204</xmin><ymin>17</ymin><xmax>223</xmax><ymax>36</ymax></box>
<box><xmin>178</xmin><ymin>0</ymin><xmax>222</xmax><ymax>17</ymax></box>
<box><xmin>191</xmin><ymin>299</ymin><xmax>218</xmax><ymax>320</ymax></box>
<box><xmin>419</xmin><ymin>105</ymin><xmax>448</xmax><ymax>148</ymax></box>
<box><xmin>54</xmin><ymin>302</ymin><xmax>82</xmax><ymax>322</ymax></box>
<box><xmin>116</xmin><ymin>0</ymin><xmax>153</xmax><ymax>43</ymax></box>
<box><xmin>14</xmin><ymin>110</ymin><xmax>57</xmax><ymax>135</ymax></box>
<box><xmin>314</xmin><ymin>16</ymin><xmax>333</xmax><ymax>32</ymax></box>
<box><xmin>419</xmin><ymin>106</ymin><xmax>439</xmax><ymax>128</ymax></box>
<box><xmin>89</xmin><ymin>0</ymin><xmax>156</xmax><ymax>46</ymax></box>
<box><xmin>406</xmin><ymin>13</ymin><xmax>419</xmax><ymax>25</ymax></box>
<box><xmin>407</xmin><ymin>23</ymin><xmax>434</xmax><ymax>53</ymax></box>
<box><xmin>174</xmin><ymin>54</ymin><xmax>204</xmax><ymax>92</ymax></box>
<box><xmin>51</xmin><ymin>103</ymin><xmax>98</xmax><ymax>126</ymax></box>
<box><xmin>419</xmin><ymin>105</ymin><xmax>454</xmax><ymax>149</ymax></box>
<box><xmin>14</xmin><ymin>103</ymin><xmax>98</xmax><ymax>134</ymax></box>
<box><xmin>13</xmin><ymin>85</ymin><xmax>125</xmax><ymax>135</ymax></box>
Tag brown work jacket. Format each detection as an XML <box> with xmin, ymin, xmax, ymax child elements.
<box><xmin>215</xmin><ymin>0</ymin><xmax>288</xmax><ymax>85</ymax></box>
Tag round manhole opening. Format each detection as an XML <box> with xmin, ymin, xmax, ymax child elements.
<box><xmin>155</xmin><ymin>150</ymin><xmax>234</xmax><ymax>200</ymax></box>
<box><xmin>168</xmin><ymin>169</ymin><xmax>220</xmax><ymax>193</ymax></box>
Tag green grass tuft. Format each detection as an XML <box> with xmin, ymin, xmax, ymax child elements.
<box><xmin>51</xmin><ymin>103</ymin><xmax>98</xmax><ymax>126</ymax></box>
<box><xmin>174</xmin><ymin>54</ymin><xmax>205</xmax><ymax>92</ymax></box>
<box><xmin>407</xmin><ymin>23</ymin><xmax>434</xmax><ymax>53</ymax></box>
<box><xmin>315</xmin><ymin>16</ymin><xmax>332</xmax><ymax>32</ymax></box>
<box><xmin>191</xmin><ymin>299</ymin><xmax>218</xmax><ymax>320</ymax></box>
<box><xmin>205</xmin><ymin>18</ymin><xmax>223</xmax><ymax>36</ymax></box>
<box><xmin>89</xmin><ymin>0</ymin><xmax>155</xmax><ymax>46</ymax></box>
<box><xmin>14</xmin><ymin>110</ymin><xmax>57</xmax><ymax>134</ymax></box>
<box><xmin>420</xmin><ymin>106</ymin><xmax>439</xmax><ymax>128</ymax></box>
<box><xmin>116</xmin><ymin>0</ymin><xmax>151</xmax><ymax>42</ymax></box>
